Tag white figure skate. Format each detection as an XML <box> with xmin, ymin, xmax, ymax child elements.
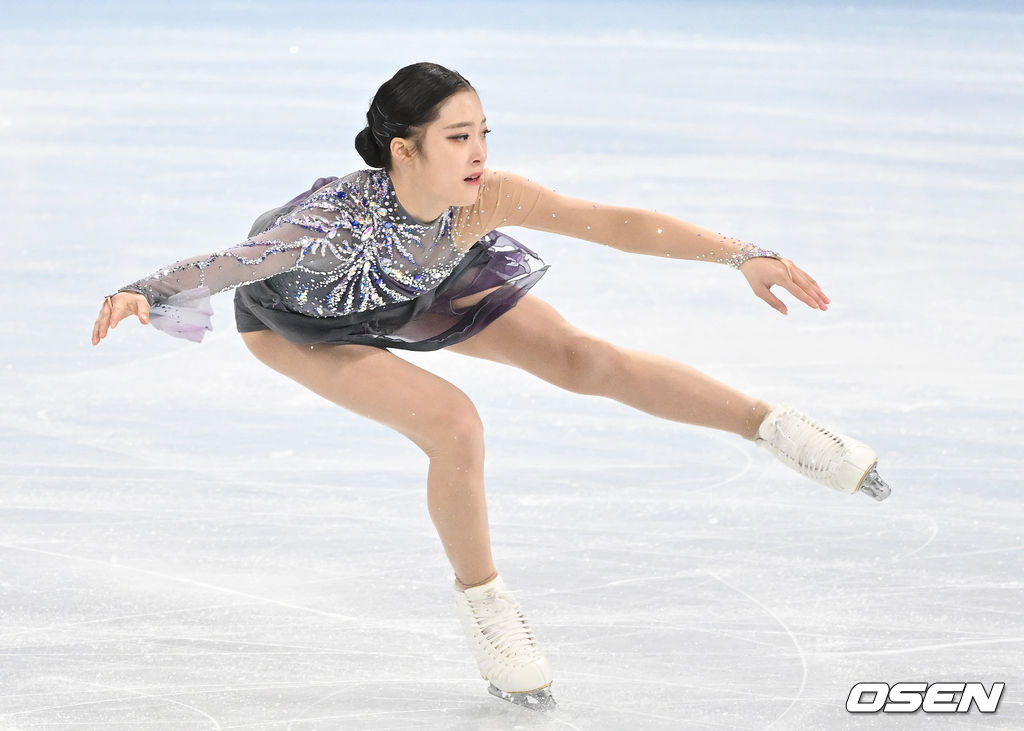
<box><xmin>754</xmin><ymin>404</ymin><xmax>891</xmax><ymax>500</ymax></box>
<box><xmin>453</xmin><ymin>573</ymin><xmax>556</xmax><ymax>711</ymax></box>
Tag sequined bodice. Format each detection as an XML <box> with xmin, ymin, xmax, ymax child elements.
<box><xmin>263</xmin><ymin>169</ymin><xmax>469</xmax><ymax>317</ymax></box>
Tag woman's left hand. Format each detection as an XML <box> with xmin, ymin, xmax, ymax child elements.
<box><xmin>739</xmin><ymin>256</ymin><xmax>830</xmax><ymax>315</ymax></box>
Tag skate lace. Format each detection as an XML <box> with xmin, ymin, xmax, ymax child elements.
<box><xmin>769</xmin><ymin>409</ymin><xmax>845</xmax><ymax>478</ymax></box>
<box><xmin>467</xmin><ymin>588</ymin><xmax>540</xmax><ymax>663</ymax></box>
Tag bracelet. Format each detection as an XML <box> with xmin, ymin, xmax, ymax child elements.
<box><xmin>724</xmin><ymin>242</ymin><xmax>782</xmax><ymax>270</ymax></box>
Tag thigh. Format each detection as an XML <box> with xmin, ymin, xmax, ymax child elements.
<box><xmin>450</xmin><ymin>284</ymin><xmax>502</xmax><ymax>312</ymax></box>
<box><xmin>240</xmin><ymin>330</ymin><xmax>481</xmax><ymax>453</ymax></box>
<box><xmin>444</xmin><ymin>293</ymin><xmax>619</xmax><ymax>392</ymax></box>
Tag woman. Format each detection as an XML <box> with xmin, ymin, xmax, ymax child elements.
<box><xmin>92</xmin><ymin>62</ymin><xmax>890</xmax><ymax>711</ymax></box>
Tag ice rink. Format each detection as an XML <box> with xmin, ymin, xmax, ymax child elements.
<box><xmin>1</xmin><ymin>1</ymin><xmax>1022</xmax><ymax>728</ymax></box>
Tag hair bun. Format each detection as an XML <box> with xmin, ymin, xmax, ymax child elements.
<box><xmin>355</xmin><ymin>63</ymin><xmax>474</xmax><ymax>172</ymax></box>
<box><xmin>354</xmin><ymin>127</ymin><xmax>385</xmax><ymax>168</ymax></box>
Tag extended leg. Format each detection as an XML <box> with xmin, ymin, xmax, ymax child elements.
<box><xmin>447</xmin><ymin>293</ymin><xmax>770</xmax><ymax>439</ymax></box>
<box><xmin>447</xmin><ymin>293</ymin><xmax>890</xmax><ymax>499</ymax></box>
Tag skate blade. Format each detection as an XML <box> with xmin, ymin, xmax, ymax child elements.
<box><xmin>487</xmin><ymin>682</ymin><xmax>557</xmax><ymax>712</ymax></box>
<box><xmin>858</xmin><ymin>465</ymin><xmax>892</xmax><ymax>501</ymax></box>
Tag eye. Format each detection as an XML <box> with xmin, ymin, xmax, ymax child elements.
<box><xmin>450</xmin><ymin>129</ymin><xmax>492</xmax><ymax>142</ymax></box>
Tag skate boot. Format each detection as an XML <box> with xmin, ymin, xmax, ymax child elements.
<box><xmin>453</xmin><ymin>573</ymin><xmax>556</xmax><ymax>711</ymax></box>
<box><xmin>753</xmin><ymin>404</ymin><xmax>891</xmax><ymax>501</ymax></box>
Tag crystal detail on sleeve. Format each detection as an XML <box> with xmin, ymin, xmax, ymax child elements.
<box><xmin>111</xmin><ymin>169</ymin><xmax>473</xmax><ymax>342</ymax></box>
<box><xmin>693</xmin><ymin>238</ymin><xmax>782</xmax><ymax>269</ymax></box>
<box><xmin>721</xmin><ymin>242</ymin><xmax>783</xmax><ymax>269</ymax></box>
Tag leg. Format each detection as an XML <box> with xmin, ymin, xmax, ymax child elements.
<box><xmin>240</xmin><ymin>330</ymin><xmax>496</xmax><ymax>587</ymax></box>
<box><xmin>447</xmin><ymin>294</ymin><xmax>892</xmax><ymax>499</ymax></box>
<box><xmin>446</xmin><ymin>293</ymin><xmax>770</xmax><ymax>439</ymax></box>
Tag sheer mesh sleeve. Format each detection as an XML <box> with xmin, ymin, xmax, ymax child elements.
<box><xmin>110</xmin><ymin>190</ymin><xmax>356</xmax><ymax>342</ymax></box>
<box><xmin>456</xmin><ymin>168</ymin><xmax>780</xmax><ymax>267</ymax></box>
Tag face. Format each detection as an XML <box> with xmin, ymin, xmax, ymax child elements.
<box><xmin>395</xmin><ymin>88</ymin><xmax>489</xmax><ymax>208</ymax></box>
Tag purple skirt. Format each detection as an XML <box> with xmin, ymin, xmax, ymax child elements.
<box><xmin>234</xmin><ymin>229</ymin><xmax>549</xmax><ymax>351</ymax></box>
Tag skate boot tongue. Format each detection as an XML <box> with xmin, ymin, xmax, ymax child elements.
<box><xmin>465</xmin><ymin>579</ymin><xmax>537</xmax><ymax>662</ymax></box>
<box><xmin>462</xmin><ymin>573</ymin><xmax>507</xmax><ymax>599</ymax></box>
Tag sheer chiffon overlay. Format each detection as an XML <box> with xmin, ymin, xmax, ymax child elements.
<box><xmin>149</xmin><ymin>286</ymin><xmax>215</xmax><ymax>343</ymax></box>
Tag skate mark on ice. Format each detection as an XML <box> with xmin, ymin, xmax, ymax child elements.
<box><xmin>0</xmin><ymin>601</ymin><xmax>250</xmax><ymax>642</ymax></box>
<box><xmin>248</xmin><ymin>488</ymin><xmax>429</xmax><ymax>570</ymax></box>
<box><xmin>568</xmin><ymin>670</ymin><xmax>811</xmax><ymax>704</ymax></box>
<box><xmin>537</xmin><ymin>570</ymin><xmax>712</xmax><ymax>597</ymax></box>
<box><xmin>922</xmin><ymin>545</ymin><xmax>1024</xmax><ymax>560</ymax></box>
<box><xmin>687</xmin><ymin>432</ymin><xmax>754</xmax><ymax>495</ymax></box>
<box><xmin>80</xmin><ymin>679</ymin><xmax>223</xmax><ymax>730</ymax></box>
<box><xmin>283</xmin><ymin>691</ymin><xmax>473</xmax><ymax>731</ymax></box>
<box><xmin>0</xmin><ymin>680</ymin><xmax>437</xmax><ymax>708</ymax></box>
<box><xmin>1</xmin><ymin>679</ymin><xmax>223</xmax><ymax>729</ymax></box>
<box><xmin>703</xmin><ymin>569</ymin><xmax>807</xmax><ymax>731</ymax></box>
<box><xmin>551</xmin><ymin>621</ymin><xmax>790</xmax><ymax>659</ymax></box>
<box><xmin>0</xmin><ymin>542</ymin><xmax>365</xmax><ymax>624</ymax></box>
<box><xmin>285</xmin><ymin>686</ymin><xmax>371</xmax><ymax>731</ymax></box>
<box><xmin>141</xmin><ymin>635</ymin><xmax>456</xmax><ymax>665</ymax></box>
<box><xmin>277</xmin><ymin>708</ymin><xmax>576</xmax><ymax>729</ymax></box>
<box><xmin>896</xmin><ymin>511</ymin><xmax>939</xmax><ymax>559</ymax></box>
<box><xmin>563</xmin><ymin>697</ymin><xmax>722</xmax><ymax>728</ymax></box>
<box><xmin>813</xmin><ymin>636</ymin><xmax>1024</xmax><ymax>657</ymax></box>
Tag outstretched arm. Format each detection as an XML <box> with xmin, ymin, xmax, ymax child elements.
<box><xmin>483</xmin><ymin>169</ymin><xmax>829</xmax><ymax>314</ymax></box>
<box><xmin>92</xmin><ymin>230</ymin><xmax>319</xmax><ymax>345</ymax></box>
<box><xmin>93</xmin><ymin>180</ymin><xmax>356</xmax><ymax>344</ymax></box>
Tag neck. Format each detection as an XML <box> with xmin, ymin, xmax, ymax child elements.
<box><xmin>387</xmin><ymin>168</ymin><xmax>446</xmax><ymax>224</ymax></box>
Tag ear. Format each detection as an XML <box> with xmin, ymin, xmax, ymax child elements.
<box><xmin>390</xmin><ymin>136</ymin><xmax>416</xmax><ymax>164</ymax></box>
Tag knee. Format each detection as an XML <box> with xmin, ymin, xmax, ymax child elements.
<box><xmin>416</xmin><ymin>399</ymin><xmax>486</xmax><ymax>461</ymax></box>
<box><xmin>560</xmin><ymin>333</ymin><xmax>624</xmax><ymax>395</ymax></box>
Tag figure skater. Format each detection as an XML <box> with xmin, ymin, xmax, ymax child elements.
<box><xmin>91</xmin><ymin>61</ymin><xmax>890</xmax><ymax>711</ymax></box>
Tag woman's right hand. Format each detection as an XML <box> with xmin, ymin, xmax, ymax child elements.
<box><xmin>92</xmin><ymin>291</ymin><xmax>151</xmax><ymax>345</ymax></box>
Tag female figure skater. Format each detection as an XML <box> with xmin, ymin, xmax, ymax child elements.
<box><xmin>91</xmin><ymin>62</ymin><xmax>890</xmax><ymax>711</ymax></box>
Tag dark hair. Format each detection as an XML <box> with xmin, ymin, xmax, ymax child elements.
<box><xmin>354</xmin><ymin>62</ymin><xmax>475</xmax><ymax>171</ymax></box>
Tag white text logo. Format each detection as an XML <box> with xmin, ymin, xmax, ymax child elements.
<box><xmin>847</xmin><ymin>682</ymin><xmax>1005</xmax><ymax>714</ymax></box>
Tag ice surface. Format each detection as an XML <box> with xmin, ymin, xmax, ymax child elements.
<box><xmin>1</xmin><ymin>1</ymin><xmax>1022</xmax><ymax>729</ymax></box>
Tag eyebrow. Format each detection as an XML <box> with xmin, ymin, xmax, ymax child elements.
<box><xmin>443</xmin><ymin>118</ymin><xmax>487</xmax><ymax>129</ymax></box>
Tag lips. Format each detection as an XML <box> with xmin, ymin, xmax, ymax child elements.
<box><xmin>464</xmin><ymin>173</ymin><xmax>482</xmax><ymax>182</ymax></box>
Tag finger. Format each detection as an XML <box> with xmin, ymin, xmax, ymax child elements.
<box><xmin>784</xmin><ymin>265</ymin><xmax>826</xmax><ymax>310</ymax></box>
<box><xmin>778</xmin><ymin>272</ymin><xmax>822</xmax><ymax>310</ymax></box>
<box><xmin>788</xmin><ymin>262</ymin><xmax>830</xmax><ymax>307</ymax></box>
<box><xmin>794</xmin><ymin>264</ymin><xmax>819</xmax><ymax>288</ymax></box>
<box><xmin>109</xmin><ymin>300</ymin><xmax>127</xmax><ymax>329</ymax></box>
<box><xmin>104</xmin><ymin>300</ymin><xmax>120</xmax><ymax>334</ymax></box>
<box><xmin>806</xmin><ymin>279</ymin><xmax>830</xmax><ymax>308</ymax></box>
<box><xmin>783</xmin><ymin>277</ymin><xmax>824</xmax><ymax>311</ymax></box>
<box><xmin>795</xmin><ymin>271</ymin><xmax>829</xmax><ymax>308</ymax></box>
<box><xmin>771</xmin><ymin>261</ymin><xmax>817</xmax><ymax>310</ymax></box>
<box><xmin>757</xmin><ymin>285</ymin><xmax>788</xmax><ymax>315</ymax></box>
<box><xmin>92</xmin><ymin>311</ymin><xmax>103</xmax><ymax>344</ymax></box>
<box><xmin>137</xmin><ymin>299</ymin><xmax>150</xmax><ymax>325</ymax></box>
<box><xmin>93</xmin><ymin>302</ymin><xmax>112</xmax><ymax>344</ymax></box>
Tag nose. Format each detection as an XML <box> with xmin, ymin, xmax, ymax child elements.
<box><xmin>472</xmin><ymin>135</ymin><xmax>486</xmax><ymax>164</ymax></box>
